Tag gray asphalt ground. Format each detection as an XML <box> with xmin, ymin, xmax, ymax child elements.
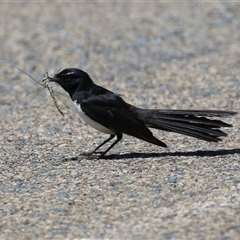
<box><xmin>1</xmin><ymin>2</ymin><xmax>240</xmax><ymax>240</ymax></box>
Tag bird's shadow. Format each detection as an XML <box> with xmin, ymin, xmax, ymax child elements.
<box><xmin>66</xmin><ymin>148</ymin><xmax>240</xmax><ymax>161</ymax></box>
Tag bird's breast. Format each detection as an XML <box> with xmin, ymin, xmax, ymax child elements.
<box><xmin>73</xmin><ymin>100</ymin><xmax>114</xmax><ymax>134</ymax></box>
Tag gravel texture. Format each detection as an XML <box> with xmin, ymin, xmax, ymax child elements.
<box><xmin>1</xmin><ymin>2</ymin><xmax>240</xmax><ymax>240</ymax></box>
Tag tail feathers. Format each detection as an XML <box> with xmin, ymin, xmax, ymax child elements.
<box><xmin>151</xmin><ymin>114</ymin><xmax>232</xmax><ymax>127</ymax></box>
<box><xmin>153</xmin><ymin>110</ymin><xmax>236</xmax><ymax>117</ymax></box>
<box><xmin>141</xmin><ymin>109</ymin><xmax>236</xmax><ymax>142</ymax></box>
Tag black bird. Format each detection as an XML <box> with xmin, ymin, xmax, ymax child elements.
<box><xmin>49</xmin><ymin>68</ymin><xmax>236</xmax><ymax>157</ymax></box>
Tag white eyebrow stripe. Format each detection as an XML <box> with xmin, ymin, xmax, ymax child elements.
<box><xmin>64</xmin><ymin>72</ymin><xmax>75</xmax><ymax>76</ymax></box>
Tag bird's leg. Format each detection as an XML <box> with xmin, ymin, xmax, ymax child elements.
<box><xmin>82</xmin><ymin>134</ymin><xmax>115</xmax><ymax>156</ymax></box>
<box><xmin>99</xmin><ymin>133</ymin><xmax>122</xmax><ymax>158</ymax></box>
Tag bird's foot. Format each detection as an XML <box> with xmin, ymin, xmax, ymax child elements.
<box><xmin>81</xmin><ymin>151</ymin><xmax>107</xmax><ymax>159</ymax></box>
<box><xmin>81</xmin><ymin>151</ymin><xmax>93</xmax><ymax>156</ymax></box>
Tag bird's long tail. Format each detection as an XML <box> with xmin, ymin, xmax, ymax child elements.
<box><xmin>139</xmin><ymin>109</ymin><xmax>237</xmax><ymax>142</ymax></box>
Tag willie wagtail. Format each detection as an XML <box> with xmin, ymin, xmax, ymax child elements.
<box><xmin>49</xmin><ymin>68</ymin><xmax>237</xmax><ymax>157</ymax></box>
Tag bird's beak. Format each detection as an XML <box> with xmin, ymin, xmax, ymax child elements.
<box><xmin>48</xmin><ymin>75</ymin><xmax>58</xmax><ymax>83</ymax></box>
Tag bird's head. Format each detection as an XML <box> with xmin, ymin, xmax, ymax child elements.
<box><xmin>49</xmin><ymin>68</ymin><xmax>93</xmax><ymax>97</ymax></box>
